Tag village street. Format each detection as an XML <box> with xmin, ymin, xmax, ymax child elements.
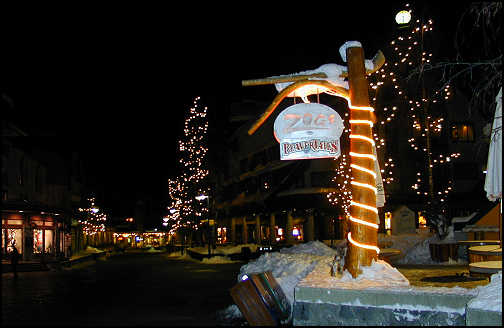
<box><xmin>2</xmin><ymin>247</ymin><xmax>492</xmax><ymax>326</ymax></box>
<box><xmin>1</xmin><ymin>252</ymin><xmax>243</xmax><ymax>326</ymax></box>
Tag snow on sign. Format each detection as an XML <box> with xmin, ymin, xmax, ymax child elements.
<box><xmin>273</xmin><ymin>103</ymin><xmax>344</xmax><ymax>160</ymax></box>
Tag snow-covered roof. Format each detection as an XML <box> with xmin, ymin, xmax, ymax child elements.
<box><xmin>451</xmin><ymin>212</ymin><xmax>477</xmax><ymax>224</ymax></box>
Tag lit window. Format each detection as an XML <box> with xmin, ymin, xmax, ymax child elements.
<box><xmin>384</xmin><ymin>212</ymin><xmax>392</xmax><ymax>230</ymax></box>
<box><xmin>418</xmin><ymin>211</ymin><xmax>427</xmax><ymax>228</ymax></box>
<box><xmin>451</xmin><ymin>123</ymin><xmax>474</xmax><ymax>142</ymax></box>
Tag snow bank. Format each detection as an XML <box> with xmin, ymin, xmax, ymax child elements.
<box><xmin>145</xmin><ymin>247</ymin><xmax>164</xmax><ymax>253</ymax></box>
<box><xmin>299</xmin><ymin>257</ymin><xmax>410</xmax><ymax>290</ymax></box>
<box><xmin>224</xmin><ymin>241</ymin><xmax>338</xmax><ymax>322</ymax></box>
<box><xmin>239</xmin><ymin>251</ymin><xmax>326</xmax><ymax>305</ymax></box>
<box><xmin>187</xmin><ymin>243</ymin><xmax>259</xmax><ymax>255</ymax></box>
<box><xmin>467</xmin><ymin>272</ymin><xmax>502</xmax><ymax>313</ymax></box>
<box><xmin>378</xmin><ymin>230</ymin><xmax>467</xmax><ymax>265</ymax></box>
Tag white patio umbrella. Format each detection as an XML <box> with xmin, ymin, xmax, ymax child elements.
<box><xmin>484</xmin><ymin>88</ymin><xmax>502</xmax><ymax>203</ymax></box>
<box><xmin>484</xmin><ymin>88</ymin><xmax>502</xmax><ymax>246</ymax></box>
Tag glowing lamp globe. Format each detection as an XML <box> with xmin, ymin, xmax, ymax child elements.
<box><xmin>395</xmin><ymin>10</ymin><xmax>411</xmax><ymax>24</ymax></box>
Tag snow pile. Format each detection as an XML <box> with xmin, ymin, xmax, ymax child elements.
<box><xmin>467</xmin><ymin>272</ymin><xmax>502</xmax><ymax>313</ymax></box>
<box><xmin>187</xmin><ymin>243</ymin><xmax>259</xmax><ymax>256</ymax></box>
<box><xmin>239</xmin><ymin>251</ymin><xmax>327</xmax><ymax>305</ymax></box>
<box><xmin>396</xmin><ymin>234</ymin><xmax>440</xmax><ymax>265</ymax></box>
<box><xmin>394</xmin><ymin>232</ymin><xmax>467</xmax><ymax>265</ymax></box>
<box><xmin>299</xmin><ymin>258</ymin><xmax>410</xmax><ymax>290</ymax></box>
<box><xmin>70</xmin><ymin>246</ymin><xmax>104</xmax><ymax>260</ymax></box>
<box><xmin>145</xmin><ymin>247</ymin><xmax>164</xmax><ymax>253</ymax></box>
<box><xmin>216</xmin><ymin>241</ymin><xmax>338</xmax><ymax>322</ymax></box>
<box><xmin>237</xmin><ymin>241</ymin><xmax>337</xmax><ymax>321</ymax></box>
<box><xmin>378</xmin><ymin>230</ymin><xmax>466</xmax><ymax>265</ymax></box>
<box><xmin>279</xmin><ymin>240</ymin><xmax>338</xmax><ymax>256</ymax></box>
<box><xmin>83</xmin><ymin>246</ymin><xmax>102</xmax><ymax>253</ymax></box>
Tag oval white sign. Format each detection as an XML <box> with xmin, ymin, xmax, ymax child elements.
<box><xmin>274</xmin><ymin>103</ymin><xmax>345</xmax><ymax>160</ymax></box>
<box><xmin>274</xmin><ymin>103</ymin><xmax>344</xmax><ymax>141</ymax></box>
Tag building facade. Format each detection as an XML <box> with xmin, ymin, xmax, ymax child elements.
<box><xmin>214</xmin><ymin>98</ymin><xmax>349</xmax><ymax>246</ymax></box>
<box><xmin>1</xmin><ymin>123</ymin><xmax>88</xmax><ymax>260</ymax></box>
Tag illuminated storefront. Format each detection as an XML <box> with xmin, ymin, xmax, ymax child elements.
<box><xmin>113</xmin><ymin>231</ymin><xmax>169</xmax><ymax>248</ymax></box>
<box><xmin>1</xmin><ymin>206</ymin><xmax>69</xmax><ymax>260</ymax></box>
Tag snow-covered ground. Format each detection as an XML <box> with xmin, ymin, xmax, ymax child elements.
<box><xmin>214</xmin><ymin>237</ymin><xmax>501</xmax><ymax>323</ymax></box>
<box><xmin>467</xmin><ymin>271</ymin><xmax>502</xmax><ymax>312</ymax></box>
<box><xmin>378</xmin><ymin>228</ymin><xmax>468</xmax><ymax>265</ymax></box>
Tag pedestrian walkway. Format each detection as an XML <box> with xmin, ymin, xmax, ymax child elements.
<box><xmin>2</xmin><ymin>246</ymin><xmax>115</xmax><ymax>274</ymax></box>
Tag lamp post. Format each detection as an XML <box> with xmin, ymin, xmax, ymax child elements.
<box><xmin>195</xmin><ymin>194</ymin><xmax>211</xmax><ymax>256</ymax></box>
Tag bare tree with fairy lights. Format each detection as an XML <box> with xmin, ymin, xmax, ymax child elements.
<box><xmin>367</xmin><ymin>3</ymin><xmax>465</xmax><ymax>239</ymax></box>
<box><xmin>165</xmin><ymin>96</ymin><xmax>210</xmax><ymax>244</ymax></box>
<box><xmin>78</xmin><ymin>196</ymin><xmax>108</xmax><ymax>246</ymax></box>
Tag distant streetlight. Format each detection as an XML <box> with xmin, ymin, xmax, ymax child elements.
<box><xmin>195</xmin><ymin>194</ymin><xmax>211</xmax><ymax>256</ymax></box>
<box><xmin>395</xmin><ymin>10</ymin><xmax>411</xmax><ymax>25</ymax></box>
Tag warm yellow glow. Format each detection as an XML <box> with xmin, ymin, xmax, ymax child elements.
<box><xmin>349</xmin><ymin>216</ymin><xmax>379</xmax><ymax>229</ymax></box>
<box><xmin>350</xmin><ymin>164</ymin><xmax>377</xmax><ymax>178</ymax></box>
<box><xmin>349</xmin><ymin>152</ymin><xmax>377</xmax><ymax>160</ymax></box>
<box><xmin>418</xmin><ymin>211</ymin><xmax>427</xmax><ymax>227</ymax></box>
<box><xmin>348</xmin><ymin>232</ymin><xmax>380</xmax><ymax>254</ymax></box>
<box><xmin>385</xmin><ymin>212</ymin><xmax>392</xmax><ymax>230</ymax></box>
<box><xmin>349</xmin><ymin>134</ymin><xmax>375</xmax><ymax>145</ymax></box>
<box><xmin>350</xmin><ymin>200</ymin><xmax>378</xmax><ymax>214</ymax></box>
<box><xmin>349</xmin><ymin>119</ymin><xmax>374</xmax><ymax>127</ymax></box>
<box><xmin>350</xmin><ymin>105</ymin><xmax>374</xmax><ymax>112</ymax></box>
<box><xmin>351</xmin><ymin>181</ymin><xmax>377</xmax><ymax>194</ymax></box>
<box><xmin>395</xmin><ymin>10</ymin><xmax>411</xmax><ymax>24</ymax></box>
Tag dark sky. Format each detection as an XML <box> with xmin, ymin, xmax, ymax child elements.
<box><xmin>1</xmin><ymin>2</ymin><xmax>463</xmax><ymax>227</ymax></box>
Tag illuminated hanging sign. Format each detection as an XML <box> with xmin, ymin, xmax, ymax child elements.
<box><xmin>274</xmin><ymin>103</ymin><xmax>344</xmax><ymax>160</ymax></box>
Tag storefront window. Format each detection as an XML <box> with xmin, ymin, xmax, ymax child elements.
<box><xmin>45</xmin><ymin>230</ymin><xmax>54</xmax><ymax>253</ymax></box>
<box><xmin>34</xmin><ymin>229</ymin><xmax>43</xmax><ymax>254</ymax></box>
<box><xmin>5</xmin><ymin>228</ymin><xmax>23</xmax><ymax>254</ymax></box>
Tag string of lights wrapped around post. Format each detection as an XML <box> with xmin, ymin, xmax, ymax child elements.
<box><xmin>242</xmin><ymin>42</ymin><xmax>384</xmax><ymax>278</ymax></box>
<box><xmin>344</xmin><ymin>46</ymin><xmax>379</xmax><ymax>278</ymax></box>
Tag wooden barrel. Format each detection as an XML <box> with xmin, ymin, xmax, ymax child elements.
<box><xmin>230</xmin><ymin>271</ymin><xmax>289</xmax><ymax>326</ymax></box>
<box><xmin>468</xmin><ymin>246</ymin><xmax>502</xmax><ymax>264</ymax></box>
<box><xmin>469</xmin><ymin>261</ymin><xmax>502</xmax><ymax>280</ymax></box>
<box><xmin>257</xmin><ymin>271</ymin><xmax>290</xmax><ymax>321</ymax></box>
<box><xmin>230</xmin><ymin>278</ymin><xmax>277</xmax><ymax>326</ymax></box>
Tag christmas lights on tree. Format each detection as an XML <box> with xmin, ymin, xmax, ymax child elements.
<box><xmin>366</xmin><ymin>3</ymin><xmax>461</xmax><ymax>236</ymax></box>
<box><xmin>165</xmin><ymin>96</ymin><xmax>210</xmax><ymax>235</ymax></box>
<box><xmin>78</xmin><ymin>197</ymin><xmax>107</xmax><ymax>236</ymax></box>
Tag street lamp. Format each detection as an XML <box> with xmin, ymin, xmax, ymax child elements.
<box><xmin>395</xmin><ymin>10</ymin><xmax>411</xmax><ymax>25</ymax></box>
<box><xmin>195</xmin><ymin>194</ymin><xmax>211</xmax><ymax>256</ymax></box>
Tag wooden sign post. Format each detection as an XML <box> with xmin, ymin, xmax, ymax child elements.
<box><xmin>241</xmin><ymin>43</ymin><xmax>383</xmax><ymax>279</ymax></box>
<box><xmin>344</xmin><ymin>46</ymin><xmax>379</xmax><ymax>278</ymax></box>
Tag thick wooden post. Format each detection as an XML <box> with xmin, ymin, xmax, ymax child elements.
<box><xmin>255</xmin><ymin>215</ymin><xmax>261</xmax><ymax>243</ymax></box>
<box><xmin>269</xmin><ymin>213</ymin><xmax>276</xmax><ymax>244</ymax></box>
<box><xmin>231</xmin><ymin>218</ymin><xmax>236</xmax><ymax>244</ymax></box>
<box><xmin>242</xmin><ymin>217</ymin><xmax>248</xmax><ymax>244</ymax></box>
<box><xmin>344</xmin><ymin>46</ymin><xmax>379</xmax><ymax>278</ymax></box>
<box><xmin>306</xmin><ymin>213</ymin><xmax>315</xmax><ymax>242</ymax></box>
<box><xmin>286</xmin><ymin>212</ymin><xmax>294</xmax><ymax>245</ymax></box>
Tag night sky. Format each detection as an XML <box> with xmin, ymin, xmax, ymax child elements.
<box><xmin>1</xmin><ymin>2</ymin><xmax>462</xmax><ymax>227</ymax></box>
